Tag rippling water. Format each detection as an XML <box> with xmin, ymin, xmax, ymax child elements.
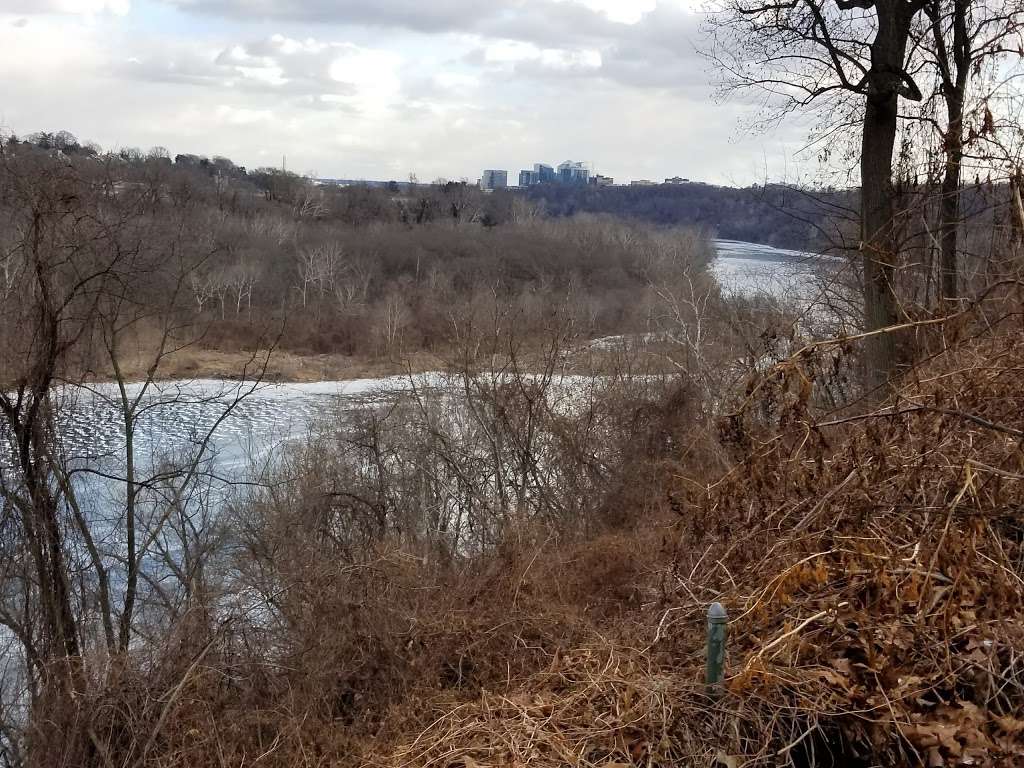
<box><xmin>15</xmin><ymin>241</ymin><xmax>837</xmax><ymax>485</ymax></box>
<box><xmin>712</xmin><ymin>239</ymin><xmax>842</xmax><ymax>300</ymax></box>
<box><xmin>44</xmin><ymin>376</ymin><xmax>437</xmax><ymax>492</ymax></box>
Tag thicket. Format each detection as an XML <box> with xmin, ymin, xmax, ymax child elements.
<box><xmin>0</xmin><ymin>145</ymin><xmax>721</xmax><ymax>766</ymax></box>
<box><xmin>0</xmin><ymin>137</ymin><xmax>715</xmax><ymax>374</ymax></box>
<box><xmin>8</xmin><ymin>211</ymin><xmax>1024</xmax><ymax>768</ymax></box>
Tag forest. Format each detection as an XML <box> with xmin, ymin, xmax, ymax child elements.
<box><xmin>523</xmin><ymin>181</ymin><xmax>849</xmax><ymax>251</ymax></box>
<box><xmin>0</xmin><ymin>133</ymin><xmax>719</xmax><ymax>381</ymax></box>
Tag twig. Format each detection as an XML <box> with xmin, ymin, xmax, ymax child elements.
<box><xmin>753</xmin><ymin>603</ymin><xmax>848</xmax><ymax>662</ymax></box>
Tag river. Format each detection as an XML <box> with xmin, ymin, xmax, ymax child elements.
<box><xmin>16</xmin><ymin>240</ymin><xmax>832</xmax><ymax>493</ymax></box>
<box><xmin>712</xmin><ymin>238</ymin><xmax>841</xmax><ymax>300</ymax></box>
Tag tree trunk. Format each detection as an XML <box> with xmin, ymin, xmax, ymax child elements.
<box><xmin>861</xmin><ymin>91</ymin><xmax>902</xmax><ymax>387</ymax></box>
<box><xmin>860</xmin><ymin>0</ymin><xmax>915</xmax><ymax>388</ymax></box>
<box><xmin>1014</xmin><ymin>171</ymin><xmax>1024</xmax><ymax>242</ymax></box>
<box><xmin>936</xmin><ymin>0</ymin><xmax>970</xmax><ymax>301</ymax></box>
<box><xmin>939</xmin><ymin>92</ymin><xmax>964</xmax><ymax>300</ymax></box>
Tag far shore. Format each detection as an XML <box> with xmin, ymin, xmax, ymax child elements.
<box><xmin>78</xmin><ymin>348</ymin><xmax>442</xmax><ymax>387</ymax></box>
<box><xmin>70</xmin><ymin>338</ymin><xmax>688</xmax><ymax>388</ymax></box>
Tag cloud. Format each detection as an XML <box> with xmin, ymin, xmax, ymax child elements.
<box><xmin>0</xmin><ymin>0</ymin><xmax>804</xmax><ymax>186</ymax></box>
<box><xmin>158</xmin><ymin>0</ymin><xmax>674</xmax><ymax>39</ymax></box>
<box><xmin>456</xmin><ymin>4</ymin><xmax>706</xmax><ymax>93</ymax></box>
<box><xmin>161</xmin><ymin>0</ymin><xmax>507</xmax><ymax>32</ymax></box>
<box><xmin>598</xmin><ymin>5</ymin><xmax>708</xmax><ymax>90</ymax></box>
<box><xmin>0</xmin><ymin>0</ymin><xmax>130</xmax><ymax>14</ymax></box>
<box><xmin>154</xmin><ymin>1</ymin><xmax>709</xmax><ymax>94</ymax></box>
<box><xmin>117</xmin><ymin>34</ymin><xmax>403</xmax><ymax>115</ymax></box>
<box><xmin>570</xmin><ymin>0</ymin><xmax>657</xmax><ymax>24</ymax></box>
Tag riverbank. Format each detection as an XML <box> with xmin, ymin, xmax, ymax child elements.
<box><xmin>81</xmin><ymin>347</ymin><xmax>444</xmax><ymax>385</ymax></box>
<box><xmin>22</xmin><ymin>238</ymin><xmax>834</xmax><ymax>388</ymax></box>
<box><xmin>83</xmin><ymin>339</ymin><xmax>703</xmax><ymax>386</ymax></box>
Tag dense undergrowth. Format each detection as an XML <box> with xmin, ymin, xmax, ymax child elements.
<box><xmin>359</xmin><ymin>311</ymin><xmax>1024</xmax><ymax>768</ymax></box>
<box><xmin>35</xmin><ymin>292</ymin><xmax>1024</xmax><ymax>768</ymax></box>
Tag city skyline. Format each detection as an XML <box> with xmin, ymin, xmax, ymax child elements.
<box><xmin>0</xmin><ymin>1</ymin><xmax>814</xmax><ymax>187</ymax></box>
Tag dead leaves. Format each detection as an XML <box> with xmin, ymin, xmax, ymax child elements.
<box><xmin>901</xmin><ymin>702</ymin><xmax>1015</xmax><ymax>767</ymax></box>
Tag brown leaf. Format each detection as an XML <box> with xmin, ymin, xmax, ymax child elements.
<box><xmin>905</xmin><ymin>722</ymin><xmax>962</xmax><ymax>755</ymax></box>
<box><xmin>815</xmin><ymin>667</ymin><xmax>850</xmax><ymax>690</ymax></box>
<box><xmin>995</xmin><ymin>715</ymin><xmax>1024</xmax><ymax>735</ymax></box>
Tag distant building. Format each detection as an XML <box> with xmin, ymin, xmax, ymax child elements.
<box><xmin>519</xmin><ymin>169</ymin><xmax>539</xmax><ymax>187</ymax></box>
<box><xmin>535</xmin><ymin>163</ymin><xmax>556</xmax><ymax>183</ymax></box>
<box><xmin>519</xmin><ymin>162</ymin><xmax>603</xmax><ymax>187</ymax></box>
<box><xmin>518</xmin><ymin>163</ymin><xmax>561</xmax><ymax>186</ymax></box>
<box><xmin>481</xmin><ymin>170</ymin><xmax>508</xmax><ymax>190</ymax></box>
<box><xmin>558</xmin><ymin>161</ymin><xmax>590</xmax><ymax>185</ymax></box>
<box><xmin>630</xmin><ymin>180</ymin><xmax>657</xmax><ymax>187</ymax></box>
<box><xmin>665</xmin><ymin>177</ymin><xmax>690</xmax><ymax>185</ymax></box>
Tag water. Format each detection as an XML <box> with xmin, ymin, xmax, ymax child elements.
<box><xmin>0</xmin><ymin>240</ymin><xmax>844</xmax><ymax>705</ymax></box>
<box><xmin>60</xmin><ymin>376</ymin><xmax>433</xmax><ymax>473</ymax></box>
<box><xmin>0</xmin><ymin>241</ymin><xmax>832</xmax><ymax>657</ymax></box>
<box><xmin>9</xmin><ymin>241</ymin><xmax>835</xmax><ymax>493</ymax></box>
<box><xmin>712</xmin><ymin>239</ymin><xmax>843</xmax><ymax>301</ymax></box>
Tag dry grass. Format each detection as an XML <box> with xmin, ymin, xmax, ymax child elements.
<box><xmin>82</xmin><ymin>342</ymin><xmax>444</xmax><ymax>384</ymax></box>
<box><xmin>372</xmin><ymin>309</ymin><xmax>1024</xmax><ymax>768</ymax></box>
<box><xmin>32</xmin><ymin>302</ymin><xmax>1024</xmax><ymax>767</ymax></box>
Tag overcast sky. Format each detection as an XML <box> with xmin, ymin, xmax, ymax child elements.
<box><xmin>0</xmin><ymin>0</ymin><xmax>812</xmax><ymax>184</ymax></box>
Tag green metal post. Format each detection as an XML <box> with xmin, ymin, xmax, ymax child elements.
<box><xmin>706</xmin><ymin>602</ymin><xmax>728</xmax><ymax>696</ymax></box>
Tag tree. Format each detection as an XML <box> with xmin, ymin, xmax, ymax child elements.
<box><xmin>53</xmin><ymin>130</ymin><xmax>79</xmax><ymax>153</ymax></box>
<box><xmin>707</xmin><ymin>0</ymin><xmax>932</xmax><ymax>384</ymax></box>
<box><xmin>118</xmin><ymin>146</ymin><xmax>143</xmax><ymax>163</ymax></box>
<box><xmin>0</xmin><ymin>147</ymin><xmax>270</xmax><ymax>761</ymax></box>
<box><xmin>917</xmin><ymin>0</ymin><xmax>1024</xmax><ymax>299</ymax></box>
<box><xmin>147</xmin><ymin>146</ymin><xmax>171</xmax><ymax>164</ymax></box>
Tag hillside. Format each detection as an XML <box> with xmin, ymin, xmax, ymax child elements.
<box><xmin>522</xmin><ymin>182</ymin><xmax>855</xmax><ymax>252</ymax></box>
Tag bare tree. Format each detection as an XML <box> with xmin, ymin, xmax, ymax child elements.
<box><xmin>0</xmin><ymin>144</ymin><xmax>271</xmax><ymax>763</ymax></box>
<box><xmin>706</xmin><ymin>0</ymin><xmax>932</xmax><ymax>385</ymax></box>
<box><xmin>918</xmin><ymin>0</ymin><xmax>1024</xmax><ymax>299</ymax></box>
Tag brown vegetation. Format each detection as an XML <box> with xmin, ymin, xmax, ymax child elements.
<box><xmin>18</xmin><ymin>267</ymin><xmax>1024</xmax><ymax>768</ymax></box>
<box><xmin>0</xmin><ymin>135</ymin><xmax>714</xmax><ymax>382</ymax></box>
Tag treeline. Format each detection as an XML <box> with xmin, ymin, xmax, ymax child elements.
<box><xmin>522</xmin><ymin>181</ymin><xmax>853</xmax><ymax>251</ymax></box>
<box><xmin>5</xmin><ymin>130</ymin><xmax>525</xmax><ymax>228</ymax></box>
<box><xmin>0</xmin><ymin>141</ymin><xmax>729</xmax><ymax>767</ymax></box>
<box><xmin>9</xmin><ymin>129</ymin><xmax>846</xmax><ymax>252</ymax></box>
<box><xmin>0</xmin><ymin>134</ymin><xmax>715</xmax><ymax>376</ymax></box>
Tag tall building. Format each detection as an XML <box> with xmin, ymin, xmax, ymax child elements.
<box><xmin>481</xmin><ymin>170</ymin><xmax>508</xmax><ymax>190</ymax></box>
<box><xmin>557</xmin><ymin>161</ymin><xmax>590</xmax><ymax>185</ymax></box>
<box><xmin>519</xmin><ymin>162</ymin><xmax>601</xmax><ymax>186</ymax></box>
<box><xmin>519</xmin><ymin>170</ymin><xmax>539</xmax><ymax>187</ymax></box>
<box><xmin>520</xmin><ymin>164</ymin><xmax>556</xmax><ymax>186</ymax></box>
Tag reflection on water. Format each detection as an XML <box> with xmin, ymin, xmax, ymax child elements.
<box><xmin>712</xmin><ymin>239</ymin><xmax>843</xmax><ymax>301</ymax></box>
<box><xmin>48</xmin><ymin>376</ymin><xmax>435</xmax><ymax>488</ymax></box>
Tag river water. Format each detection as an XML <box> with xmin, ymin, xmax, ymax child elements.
<box><xmin>18</xmin><ymin>240</ymin><xmax>834</xmax><ymax>491</ymax></box>
<box><xmin>0</xmin><ymin>240</ymin><xmax>836</xmax><ymax>708</ymax></box>
<box><xmin>712</xmin><ymin>238</ymin><xmax>841</xmax><ymax>301</ymax></box>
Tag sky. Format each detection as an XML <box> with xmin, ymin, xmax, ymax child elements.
<box><xmin>0</xmin><ymin>0</ymin><xmax>812</xmax><ymax>185</ymax></box>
